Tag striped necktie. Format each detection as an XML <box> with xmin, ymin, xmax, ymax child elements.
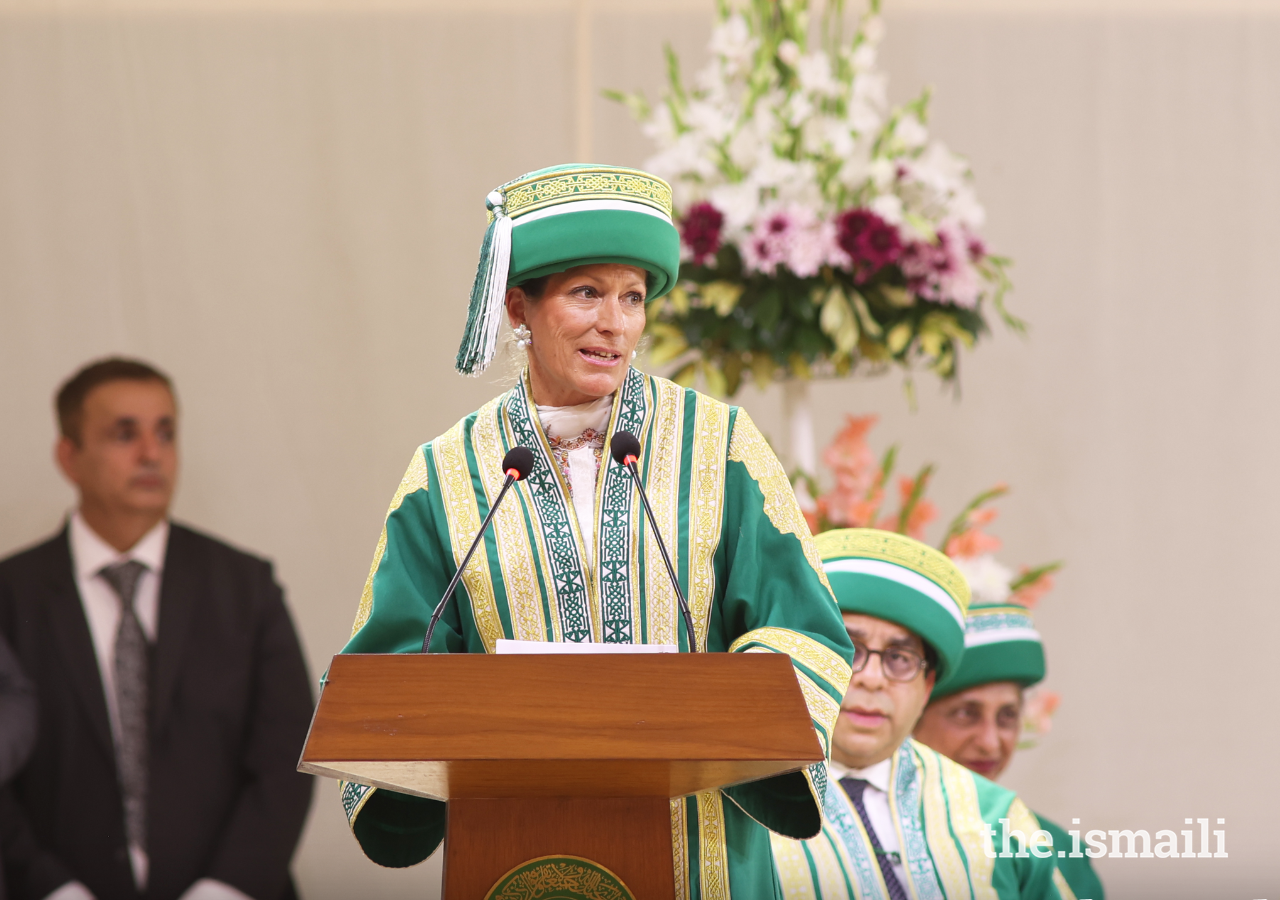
<box><xmin>841</xmin><ymin>777</ymin><xmax>909</xmax><ymax>900</ymax></box>
<box><xmin>100</xmin><ymin>560</ymin><xmax>150</xmax><ymax>859</ymax></box>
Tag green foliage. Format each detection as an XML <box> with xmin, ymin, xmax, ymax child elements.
<box><xmin>646</xmin><ymin>244</ymin><xmax>992</xmax><ymax>397</ymax></box>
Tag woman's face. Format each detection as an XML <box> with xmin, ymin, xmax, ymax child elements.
<box><xmin>506</xmin><ymin>263</ymin><xmax>648</xmax><ymax>406</ymax></box>
<box><xmin>912</xmin><ymin>681</ymin><xmax>1023</xmax><ymax>780</ymax></box>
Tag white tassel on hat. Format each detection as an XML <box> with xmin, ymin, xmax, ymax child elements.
<box><xmin>455</xmin><ymin>189</ymin><xmax>513</xmax><ymax>375</ymax></box>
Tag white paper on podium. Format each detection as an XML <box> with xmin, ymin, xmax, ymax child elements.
<box><xmin>494</xmin><ymin>639</ymin><xmax>679</xmax><ymax>655</ymax></box>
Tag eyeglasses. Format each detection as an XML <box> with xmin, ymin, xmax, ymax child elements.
<box><xmin>849</xmin><ymin>640</ymin><xmax>928</xmax><ymax>682</ymax></box>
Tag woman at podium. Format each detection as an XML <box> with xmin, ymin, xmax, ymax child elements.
<box><xmin>335</xmin><ymin>164</ymin><xmax>855</xmax><ymax>897</ymax></box>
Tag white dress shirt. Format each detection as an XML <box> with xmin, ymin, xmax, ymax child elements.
<box><xmin>55</xmin><ymin>513</ymin><xmax>250</xmax><ymax>900</ymax></box>
<box><xmin>829</xmin><ymin>756</ymin><xmax>908</xmax><ymax>887</ymax></box>
<box><xmin>68</xmin><ymin>512</ymin><xmax>167</xmax><ymax>744</ymax></box>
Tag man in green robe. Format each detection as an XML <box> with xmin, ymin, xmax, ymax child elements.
<box><xmin>914</xmin><ymin>599</ymin><xmax>1105</xmax><ymax>900</ymax></box>
<box><xmin>771</xmin><ymin>529</ymin><xmax>1063</xmax><ymax>899</ymax></box>
<box><xmin>332</xmin><ymin>164</ymin><xmax>855</xmax><ymax>899</ymax></box>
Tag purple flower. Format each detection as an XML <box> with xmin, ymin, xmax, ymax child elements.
<box><xmin>900</xmin><ymin>222</ymin><xmax>982</xmax><ymax>308</ymax></box>
<box><xmin>681</xmin><ymin>202</ymin><xmax>725</xmax><ymax>266</ymax></box>
<box><xmin>835</xmin><ymin>208</ymin><xmax>903</xmax><ymax>283</ymax></box>
<box><xmin>899</xmin><ymin>240</ymin><xmax>942</xmax><ymax>292</ymax></box>
<box><xmin>741</xmin><ymin>206</ymin><xmax>832</xmax><ymax>277</ymax></box>
<box><xmin>967</xmin><ymin>234</ymin><xmax>986</xmax><ymax>263</ymax></box>
<box><xmin>740</xmin><ymin>208</ymin><xmax>796</xmax><ymax>276</ymax></box>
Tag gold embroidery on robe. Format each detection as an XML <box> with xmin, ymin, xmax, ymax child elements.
<box><xmin>727</xmin><ymin>411</ymin><xmax>833</xmax><ymax>595</ymax></box>
<box><xmin>435</xmin><ymin>411</ymin><xmax>504</xmax><ymax>652</ymax></box>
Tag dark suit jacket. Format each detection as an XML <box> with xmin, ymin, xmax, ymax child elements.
<box><xmin>0</xmin><ymin>631</ymin><xmax>37</xmax><ymax>900</ymax></box>
<box><xmin>0</xmin><ymin>524</ymin><xmax>315</xmax><ymax>900</ymax></box>
<box><xmin>0</xmin><ymin>631</ymin><xmax>35</xmax><ymax>787</ymax></box>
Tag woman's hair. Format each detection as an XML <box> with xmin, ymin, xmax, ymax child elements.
<box><xmin>516</xmin><ymin>275</ymin><xmax>551</xmax><ymax>301</ymax></box>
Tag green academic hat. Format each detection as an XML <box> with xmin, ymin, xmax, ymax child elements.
<box><xmin>455</xmin><ymin>163</ymin><xmax>681</xmax><ymax>375</ymax></box>
<box><xmin>931</xmin><ymin>600</ymin><xmax>1046</xmax><ymax>699</ymax></box>
<box><xmin>816</xmin><ymin>528</ymin><xmax>970</xmax><ymax>680</ymax></box>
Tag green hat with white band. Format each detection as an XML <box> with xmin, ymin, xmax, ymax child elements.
<box><xmin>816</xmin><ymin>528</ymin><xmax>971</xmax><ymax>680</ymax></box>
<box><xmin>932</xmin><ymin>600</ymin><xmax>1046</xmax><ymax>699</ymax></box>
<box><xmin>455</xmin><ymin>164</ymin><xmax>681</xmax><ymax>375</ymax></box>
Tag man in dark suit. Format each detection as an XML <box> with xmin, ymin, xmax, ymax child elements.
<box><xmin>0</xmin><ymin>358</ymin><xmax>314</xmax><ymax>900</ymax></box>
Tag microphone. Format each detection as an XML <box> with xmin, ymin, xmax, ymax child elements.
<box><xmin>421</xmin><ymin>446</ymin><xmax>534</xmax><ymax>653</ymax></box>
<box><xmin>610</xmin><ymin>431</ymin><xmax>699</xmax><ymax>652</ymax></box>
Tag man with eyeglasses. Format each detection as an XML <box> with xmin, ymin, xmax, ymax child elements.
<box><xmin>771</xmin><ymin>529</ymin><xmax>1062</xmax><ymax>898</ymax></box>
<box><xmin>914</xmin><ymin>598</ymin><xmax>1104</xmax><ymax>900</ymax></box>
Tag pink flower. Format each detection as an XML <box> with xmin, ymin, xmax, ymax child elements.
<box><xmin>875</xmin><ymin>476</ymin><xmax>937</xmax><ymax>540</ymax></box>
<box><xmin>945</xmin><ymin>505</ymin><xmax>1003</xmax><ymax>560</ymax></box>
<box><xmin>967</xmin><ymin>234</ymin><xmax>986</xmax><ymax>263</ymax></box>
<box><xmin>1022</xmin><ymin>689</ymin><xmax>1061</xmax><ymax>740</ymax></box>
<box><xmin>817</xmin><ymin>415</ymin><xmax>881</xmax><ymax>527</ymax></box>
<box><xmin>787</xmin><ymin>217</ymin><xmax>835</xmax><ymax>279</ymax></box>
<box><xmin>899</xmin><ymin>222</ymin><xmax>982</xmax><ymax>308</ymax></box>
<box><xmin>741</xmin><ymin>206</ymin><xmax>831</xmax><ymax>278</ymax></box>
<box><xmin>834</xmin><ymin>208</ymin><xmax>902</xmax><ymax>283</ymax></box>
<box><xmin>681</xmin><ymin>202</ymin><xmax>725</xmax><ymax>266</ymax></box>
<box><xmin>741</xmin><ymin>210</ymin><xmax>791</xmax><ymax>275</ymax></box>
<box><xmin>1011</xmin><ymin>568</ymin><xmax>1056</xmax><ymax>610</ymax></box>
<box><xmin>899</xmin><ymin>239</ymin><xmax>943</xmax><ymax>291</ymax></box>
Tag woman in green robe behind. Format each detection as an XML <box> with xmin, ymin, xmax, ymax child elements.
<box><xmin>336</xmin><ymin>164</ymin><xmax>856</xmax><ymax>899</ymax></box>
<box><xmin>914</xmin><ymin>600</ymin><xmax>1105</xmax><ymax>900</ymax></box>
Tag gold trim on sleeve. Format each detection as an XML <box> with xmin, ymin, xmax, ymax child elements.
<box><xmin>729</xmin><ymin>626</ymin><xmax>853</xmax><ymax>695</ymax></box>
<box><xmin>794</xmin><ymin>671</ymin><xmax>839</xmax><ymax>755</ymax></box>
<box><xmin>726</xmin><ymin>410</ymin><xmax>833</xmax><ymax>597</ymax></box>
<box><xmin>696</xmin><ymin>791</ymin><xmax>731</xmax><ymax>900</ymax></box>
<box><xmin>350</xmin><ymin>446</ymin><xmax>430</xmax><ymax>636</ymax></box>
<box><xmin>339</xmin><ymin>780</ymin><xmax>376</xmax><ymax>831</ymax></box>
<box><xmin>670</xmin><ymin>797</ymin><xmax>690</xmax><ymax>900</ymax></box>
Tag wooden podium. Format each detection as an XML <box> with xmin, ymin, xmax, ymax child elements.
<box><xmin>299</xmin><ymin>652</ymin><xmax>822</xmax><ymax>899</ymax></box>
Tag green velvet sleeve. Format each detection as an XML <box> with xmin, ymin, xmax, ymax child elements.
<box><xmin>333</xmin><ymin>443</ymin><xmax>473</xmax><ymax>868</ymax></box>
<box><xmin>712</xmin><ymin>409</ymin><xmax>855</xmax><ymax>841</ymax></box>
<box><xmin>970</xmin><ymin>780</ymin><xmax>1065</xmax><ymax>900</ymax></box>
<box><xmin>1037</xmin><ymin>814</ymin><xmax>1106</xmax><ymax>900</ymax></box>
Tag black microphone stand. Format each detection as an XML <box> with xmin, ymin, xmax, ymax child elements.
<box><xmin>612</xmin><ymin>433</ymin><xmax>699</xmax><ymax>652</ymax></box>
<box><xmin>422</xmin><ymin>448</ymin><xmax>532</xmax><ymax>652</ymax></box>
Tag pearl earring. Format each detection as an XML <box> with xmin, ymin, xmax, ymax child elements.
<box><xmin>631</xmin><ymin>350</ymin><xmax>638</xmax><ymax>360</ymax></box>
<box><xmin>513</xmin><ymin>323</ymin><xmax>532</xmax><ymax>348</ymax></box>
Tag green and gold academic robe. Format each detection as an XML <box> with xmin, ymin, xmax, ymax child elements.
<box><xmin>336</xmin><ymin>368</ymin><xmax>855</xmax><ymax>899</ymax></box>
<box><xmin>1035</xmin><ymin>816</ymin><xmax>1104</xmax><ymax>900</ymax></box>
<box><xmin>770</xmin><ymin>739</ymin><xmax>1063</xmax><ymax>899</ymax></box>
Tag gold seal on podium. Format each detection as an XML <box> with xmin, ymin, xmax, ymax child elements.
<box><xmin>485</xmin><ymin>855</ymin><xmax>636</xmax><ymax>900</ymax></box>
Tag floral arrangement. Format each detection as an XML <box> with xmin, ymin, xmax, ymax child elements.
<box><xmin>609</xmin><ymin>0</ymin><xmax>1018</xmax><ymax>397</ymax></box>
<box><xmin>1019</xmin><ymin>688</ymin><xmax>1061</xmax><ymax>750</ymax></box>
<box><xmin>806</xmin><ymin>413</ymin><xmax>1062</xmax><ymax>746</ymax></box>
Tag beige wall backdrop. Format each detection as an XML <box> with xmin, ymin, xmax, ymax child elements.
<box><xmin>2</xmin><ymin>1</ymin><xmax>1277</xmax><ymax>897</ymax></box>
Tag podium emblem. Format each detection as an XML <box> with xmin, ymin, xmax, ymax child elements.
<box><xmin>485</xmin><ymin>855</ymin><xmax>635</xmax><ymax>900</ymax></box>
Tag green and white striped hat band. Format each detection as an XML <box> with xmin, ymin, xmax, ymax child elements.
<box><xmin>816</xmin><ymin>529</ymin><xmax>970</xmax><ymax>680</ymax></box>
<box><xmin>455</xmin><ymin>164</ymin><xmax>681</xmax><ymax>376</ymax></box>
<box><xmin>932</xmin><ymin>601</ymin><xmax>1046</xmax><ymax>699</ymax></box>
